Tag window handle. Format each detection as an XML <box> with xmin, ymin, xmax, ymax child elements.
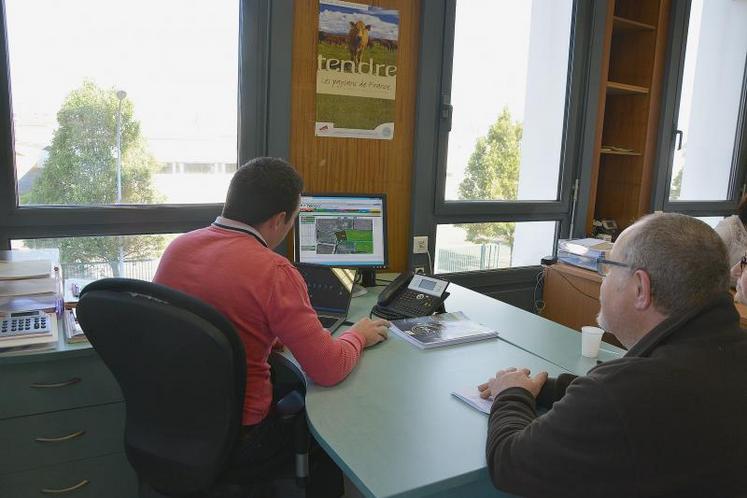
<box><xmin>675</xmin><ymin>129</ymin><xmax>684</xmax><ymax>150</ymax></box>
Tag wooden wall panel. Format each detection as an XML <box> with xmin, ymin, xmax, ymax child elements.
<box><xmin>289</xmin><ymin>0</ymin><xmax>421</xmax><ymax>273</ymax></box>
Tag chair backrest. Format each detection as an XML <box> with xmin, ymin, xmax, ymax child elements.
<box><xmin>77</xmin><ymin>278</ymin><xmax>246</xmax><ymax>496</ymax></box>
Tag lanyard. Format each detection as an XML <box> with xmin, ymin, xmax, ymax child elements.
<box><xmin>212</xmin><ymin>222</ymin><xmax>268</xmax><ymax>248</ymax></box>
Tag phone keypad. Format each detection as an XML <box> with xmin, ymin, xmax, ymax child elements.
<box><xmin>390</xmin><ymin>290</ymin><xmax>436</xmax><ymax>317</ymax></box>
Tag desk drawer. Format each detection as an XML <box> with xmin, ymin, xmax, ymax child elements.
<box><xmin>0</xmin><ymin>452</ymin><xmax>136</xmax><ymax>498</ymax></box>
<box><xmin>0</xmin><ymin>402</ymin><xmax>125</xmax><ymax>475</ymax></box>
<box><xmin>0</xmin><ymin>355</ymin><xmax>122</xmax><ymax>419</ymax></box>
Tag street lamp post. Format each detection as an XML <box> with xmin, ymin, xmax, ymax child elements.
<box><xmin>115</xmin><ymin>90</ymin><xmax>127</xmax><ymax>204</ymax></box>
<box><xmin>115</xmin><ymin>90</ymin><xmax>126</xmax><ymax>277</ymax></box>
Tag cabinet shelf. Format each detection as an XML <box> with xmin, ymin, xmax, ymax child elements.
<box><xmin>613</xmin><ymin>16</ymin><xmax>656</xmax><ymax>33</ymax></box>
<box><xmin>606</xmin><ymin>81</ymin><xmax>649</xmax><ymax>95</ymax></box>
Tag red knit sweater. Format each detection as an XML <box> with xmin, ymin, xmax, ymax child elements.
<box><xmin>154</xmin><ymin>224</ymin><xmax>365</xmax><ymax>425</ymax></box>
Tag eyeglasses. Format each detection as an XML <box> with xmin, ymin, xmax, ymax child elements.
<box><xmin>597</xmin><ymin>258</ymin><xmax>631</xmax><ymax>277</ymax></box>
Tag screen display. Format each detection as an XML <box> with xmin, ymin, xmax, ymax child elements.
<box><xmin>296</xmin><ymin>195</ymin><xmax>387</xmax><ymax>267</ymax></box>
<box><xmin>419</xmin><ymin>280</ymin><xmax>437</xmax><ymax>291</ymax></box>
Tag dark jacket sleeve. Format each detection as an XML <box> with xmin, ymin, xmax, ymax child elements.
<box><xmin>486</xmin><ymin>376</ymin><xmax>635</xmax><ymax>498</ymax></box>
<box><xmin>535</xmin><ymin>373</ymin><xmax>576</xmax><ymax>409</ymax></box>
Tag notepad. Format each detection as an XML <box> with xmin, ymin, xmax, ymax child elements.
<box><xmin>451</xmin><ymin>387</ymin><xmax>494</xmax><ymax>415</ymax></box>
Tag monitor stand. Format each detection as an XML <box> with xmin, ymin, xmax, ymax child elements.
<box><xmin>352</xmin><ymin>269</ymin><xmax>378</xmax><ymax>298</ymax></box>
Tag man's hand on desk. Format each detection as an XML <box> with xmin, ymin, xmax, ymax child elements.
<box><xmin>478</xmin><ymin>367</ymin><xmax>549</xmax><ymax>400</ymax></box>
<box><xmin>351</xmin><ymin>318</ymin><xmax>390</xmax><ymax>348</ymax></box>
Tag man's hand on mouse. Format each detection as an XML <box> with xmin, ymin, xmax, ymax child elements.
<box><xmin>352</xmin><ymin>318</ymin><xmax>390</xmax><ymax>348</ymax></box>
<box><xmin>478</xmin><ymin>367</ymin><xmax>548</xmax><ymax>400</ymax></box>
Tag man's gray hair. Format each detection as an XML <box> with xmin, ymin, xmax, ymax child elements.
<box><xmin>617</xmin><ymin>212</ymin><xmax>730</xmax><ymax>316</ymax></box>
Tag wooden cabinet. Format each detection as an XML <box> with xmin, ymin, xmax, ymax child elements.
<box><xmin>0</xmin><ymin>342</ymin><xmax>136</xmax><ymax>497</ymax></box>
<box><xmin>586</xmin><ymin>0</ymin><xmax>672</xmax><ymax>234</ymax></box>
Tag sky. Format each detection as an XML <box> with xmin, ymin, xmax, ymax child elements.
<box><xmin>444</xmin><ymin>0</ymin><xmax>534</xmax><ymax>199</ymax></box>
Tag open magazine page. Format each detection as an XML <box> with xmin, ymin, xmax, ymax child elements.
<box><xmin>389</xmin><ymin>311</ymin><xmax>497</xmax><ymax>349</ymax></box>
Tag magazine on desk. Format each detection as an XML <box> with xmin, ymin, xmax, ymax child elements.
<box><xmin>389</xmin><ymin>311</ymin><xmax>498</xmax><ymax>349</ymax></box>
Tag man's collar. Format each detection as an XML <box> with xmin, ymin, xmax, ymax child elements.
<box><xmin>625</xmin><ymin>293</ymin><xmax>738</xmax><ymax>357</ymax></box>
<box><xmin>213</xmin><ymin>216</ymin><xmax>268</xmax><ymax>246</ymax></box>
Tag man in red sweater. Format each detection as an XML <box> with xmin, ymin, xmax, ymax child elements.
<box><xmin>154</xmin><ymin>157</ymin><xmax>389</xmax><ymax>495</ymax></box>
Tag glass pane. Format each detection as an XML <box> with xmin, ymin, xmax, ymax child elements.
<box><xmin>11</xmin><ymin>234</ymin><xmax>180</xmax><ymax>297</ymax></box>
<box><xmin>444</xmin><ymin>0</ymin><xmax>573</xmax><ymax>201</ymax></box>
<box><xmin>696</xmin><ymin>216</ymin><xmax>724</xmax><ymax>229</ymax></box>
<box><xmin>8</xmin><ymin>0</ymin><xmax>239</xmax><ymax>206</ymax></box>
<box><xmin>435</xmin><ymin>221</ymin><xmax>556</xmax><ymax>273</ymax></box>
<box><xmin>669</xmin><ymin>0</ymin><xmax>747</xmax><ymax>201</ymax></box>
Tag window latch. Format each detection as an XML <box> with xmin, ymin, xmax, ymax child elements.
<box><xmin>440</xmin><ymin>95</ymin><xmax>453</xmax><ymax>131</ymax></box>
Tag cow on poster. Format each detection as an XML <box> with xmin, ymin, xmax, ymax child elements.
<box><xmin>316</xmin><ymin>0</ymin><xmax>400</xmax><ymax>140</ymax></box>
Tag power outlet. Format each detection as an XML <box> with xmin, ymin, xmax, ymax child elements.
<box><xmin>414</xmin><ymin>266</ymin><xmax>426</xmax><ymax>275</ymax></box>
<box><xmin>413</xmin><ymin>236</ymin><xmax>429</xmax><ymax>254</ymax></box>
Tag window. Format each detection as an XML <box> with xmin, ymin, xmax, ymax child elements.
<box><xmin>654</xmin><ymin>0</ymin><xmax>747</xmax><ymax>218</ymax></box>
<box><xmin>435</xmin><ymin>221</ymin><xmax>556</xmax><ymax>273</ymax></box>
<box><xmin>667</xmin><ymin>0</ymin><xmax>747</xmax><ymax>202</ymax></box>
<box><xmin>443</xmin><ymin>0</ymin><xmax>573</xmax><ymax>202</ymax></box>
<box><xmin>0</xmin><ymin>1</ymin><xmax>288</xmax><ymax>252</ymax></box>
<box><xmin>411</xmin><ymin>0</ymin><xmax>593</xmax><ymax>280</ymax></box>
<box><xmin>11</xmin><ymin>233</ymin><xmax>180</xmax><ymax>289</ymax></box>
<box><xmin>7</xmin><ymin>0</ymin><xmax>239</xmax><ymax>207</ymax></box>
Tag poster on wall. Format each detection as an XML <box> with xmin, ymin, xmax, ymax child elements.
<box><xmin>315</xmin><ymin>0</ymin><xmax>400</xmax><ymax>140</ymax></box>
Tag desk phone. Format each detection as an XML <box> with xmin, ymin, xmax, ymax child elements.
<box><xmin>0</xmin><ymin>310</ymin><xmax>52</xmax><ymax>339</ymax></box>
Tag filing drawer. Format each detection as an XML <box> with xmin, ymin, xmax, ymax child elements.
<box><xmin>0</xmin><ymin>452</ymin><xmax>137</xmax><ymax>498</ymax></box>
<box><xmin>0</xmin><ymin>402</ymin><xmax>125</xmax><ymax>475</ymax></box>
<box><xmin>0</xmin><ymin>355</ymin><xmax>122</xmax><ymax>419</ymax></box>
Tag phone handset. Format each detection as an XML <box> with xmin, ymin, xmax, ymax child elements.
<box><xmin>372</xmin><ymin>273</ymin><xmax>450</xmax><ymax>320</ymax></box>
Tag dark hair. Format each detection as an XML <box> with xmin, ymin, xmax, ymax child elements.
<box><xmin>222</xmin><ymin>157</ymin><xmax>304</xmax><ymax>226</ymax></box>
<box><xmin>737</xmin><ymin>194</ymin><xmax>747</xmax><ymax>225</ymax></box>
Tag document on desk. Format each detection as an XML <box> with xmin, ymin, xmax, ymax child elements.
<box><xmin>0</xmin><ymin>260</ymin><xmax>51</xmax><ymax>280</ymax></box>
<box><xmin>0</xmin><ymin>277</ymin><xmax>56</xmax><ymax>297</ymax></box>
<box><xmin>452</xmin><ymin>387</ymin><xmax>493</xmax><ymax>415</ymax></box>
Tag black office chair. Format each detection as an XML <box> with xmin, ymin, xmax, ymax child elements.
<box><xmin>77</xmin><ymin>278</ymin><xmax>309</xmax><ymax>498</ymax></box>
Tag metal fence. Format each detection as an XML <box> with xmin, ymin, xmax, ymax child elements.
<box><xmin>435</xmin><ymin>243</ymin><xmax>510</xmax><ymax>273</ymax></box>
<box><xmin>61</xmin><ymin>259</ymin><xmax>161</xmax><ymax>281</ymax></box>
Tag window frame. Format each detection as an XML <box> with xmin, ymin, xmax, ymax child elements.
<box><xmin>410</xmin><ymin>0</ymin><xmax>606</xmax><ymax>280</ymax></box>
<box><xmin>0</xmin><ymin>0</ymin><xmax>294</xmax><ymax>249</ymax></box>
<box><xmin>652</xmin><ymin>0</ymin><xmax>747</xmax><ymax>218</ymax></box>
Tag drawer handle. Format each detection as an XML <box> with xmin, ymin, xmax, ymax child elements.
<box><xmin>35</xmin><ymin>430</ymin><xmax>86</xmax><ymax>443</ymax></box>
<box><xmin>41</xmin><ymin>479</ymin><xmax>90</xmax><ymax>494</ymax></box>
<box><xmin>30</xmin><ymin>377</ymin><xmax>81</xmax><ymax>389</ymax></box>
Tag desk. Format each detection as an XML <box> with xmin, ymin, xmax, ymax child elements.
<box><xmin>282</xmin><ymin>281</ymin><xmax>625</xmax><ymax>498</ymax></box>
<box><xmin>0</xmin><ymin>325</ymin><xmax>136</xmax><ymax>497</ymax></box>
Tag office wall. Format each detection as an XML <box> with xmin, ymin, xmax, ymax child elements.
<box><xmin>289</xmin><ymin>0</ymin><xmax>420</xmax><ymax>273</ymax></box>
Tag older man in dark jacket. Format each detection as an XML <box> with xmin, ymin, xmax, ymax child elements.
<box><xmin>481</xmin><ymin>213</ymin><xmax>747</xmax><ymax>498</ymax></box>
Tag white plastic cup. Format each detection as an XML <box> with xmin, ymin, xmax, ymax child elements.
<box><xmin>581</xmin><ymin>326</ymin><xmax>605</xmax><ymax>358</ymax></box>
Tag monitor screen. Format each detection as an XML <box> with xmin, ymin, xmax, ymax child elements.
<box><xmin>295</xmin><ymin>194</ymin><xmax>387</xmax><ymax>268</ymax></box>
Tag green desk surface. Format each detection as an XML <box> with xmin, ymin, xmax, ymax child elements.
<box><xmin>285</xmin><ymin>279</ymin><xmax>623</xmax><ymax>498</ymax></box>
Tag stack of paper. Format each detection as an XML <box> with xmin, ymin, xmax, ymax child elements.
<box><xmin>64</xmin><ymin>309</ymin><xmax>87</xmax><ymax>344</ymax></box>
<box><xmin>0</xmin><ymin>259</ymin><xmax>56</xmax><ymax>313</ymax></box>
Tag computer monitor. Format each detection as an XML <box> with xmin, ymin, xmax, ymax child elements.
<box><xmin>294</xmin><ymin>193</ymin><xmax>388</xmax><ymax>287</ymax></box>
